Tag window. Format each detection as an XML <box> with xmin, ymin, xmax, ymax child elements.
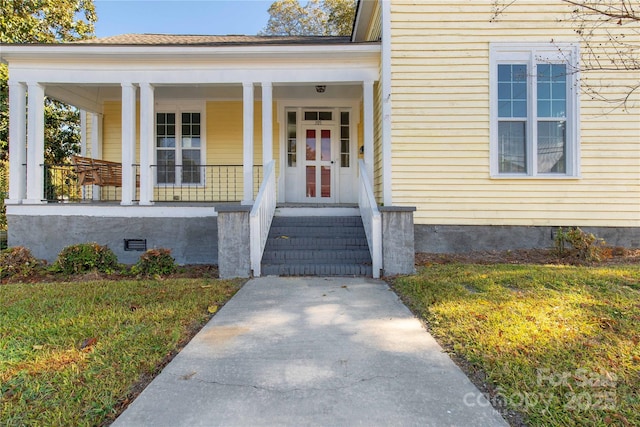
<box><xmin>303</xmin><ymin>111</ymin><xmax>332</xmax><ymax>121</ymax></box>
<box><xmin>490</xmin><ymin>43</ymin><xmax>579</xmax><ymax>177</ymax></box>
<box><xmin>340</xmin><ymin>111</ymin><xmax>350</xmax><ymax>167</ymax></box>
<box><xmin>287</xmin><ymin>111</ymin><xmax>297</xmax><ymax>167</ymax></box>
<box><xmin>156</xmin><ymin>109</ymin><xmax>204</xmax><ymax>185</ymax></box>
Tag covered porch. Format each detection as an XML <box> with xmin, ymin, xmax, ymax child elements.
<box><xmin>5</xmin><ymin>40</ymin><xmax>381</xmax><ymax>208</ymax></box>
<box><xmin>3</xmin><ymin>38</ymin><xmax>401</xmax><ymax>277</ymax></box>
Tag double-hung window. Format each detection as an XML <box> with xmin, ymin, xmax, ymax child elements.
<box><xmin>156</xmin><ymin>108</ymin><xmax>204</xmax><ymax>185</ymax></box>
<box><xmin>490</xmin><ymin>43</ymin><xmax>580</xmax><ymax>177</ymax></box>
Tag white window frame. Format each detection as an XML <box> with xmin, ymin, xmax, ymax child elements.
<box><xmin>155</xmin><ymin>101</ymin><xmax>206</xmax><ymax>186</ymax></box>
<box><xmin>490</xmin><ymin>42</ymin><xmax>580</xmax><ymax>178</ymax></box>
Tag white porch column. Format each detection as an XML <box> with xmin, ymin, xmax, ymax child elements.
<box><xmin>363</xmin><ymin>80</ymin><xmax>375</xmax><ymax>181</ymax></box>
<box><xmin>139</xmin><ymin>83</ymin><xmax>155</xmax><ymax>205</ymax></box>
<box><xmin>121</xmin><ymin>83</ymin><xmax>137</xmax><ymax>205</ymax></box>
<box><xmin>80</xmin><ymin>110</ymin><xmax>88</xmax><ymax>156</ymax></box>
<box><xmin>242</xmin><ymin>82</ymin><xmax>254</xmax><ymax>204</ymax></box>
<box><xmin>261</xmin><ymin>82</ymin><xmax>273</xmax><ymax>166</ymax></box>
<box><xmin>90</xmin><ymin>112</ymin><xmax>103</xmax><ymax>159</ymax></box>
<box><xmin>90</xmin><ymin>112</ymin><xmax>103</xmax><ymax>201</ymax></box>
<box><xmin>7</xmin><ymin>82</ymin><xmax>27</xmax><ymax>203</ymax></box>
<box><xmin>25</xmin><ymin>82</ymin><xmax>45</xmax><ymax>204</ymax></box>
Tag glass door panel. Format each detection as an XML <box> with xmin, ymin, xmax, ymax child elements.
<box><xmin>306</xmin><ymin>129</ymin><xmax>316</xmax><ymax>161</ymax></box>
<box><xmin>321</xmin><ymin>129</ymin><xmax>331</xmax><ymax>161</ymax></box>
<box><xmin>306</xmin><ymin>166</ymin><xmax>316</xmax><ymax>197</ymax></box>
<box><xmin>303</xmin><ymin>126</ymin><xmax>334</xmax><ymax>202</ymax></box>
<box><xmin>321</xmin><ymin>166</ymin><xmax>331</xmax><ymax>198</ymax></box>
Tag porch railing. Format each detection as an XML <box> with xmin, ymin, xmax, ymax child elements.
<box><xmin>43</xmin><ymin>163</ymin><xmax>262</xmax><ymax>203</ymax></box>
<box><xmin>358</xmin><ymin>159</ymin><xmax>382</xmax><ymax>278</ymax></box>
<box><xmin>250</xmin><ymin>160</ymin><xmax>276</xmax><ymax>277</ymax></box>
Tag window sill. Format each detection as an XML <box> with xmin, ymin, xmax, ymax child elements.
<box><xmin>490</xmin><ymin>174</ymin><xmax>581</xmax><ymax>180</ymax></box>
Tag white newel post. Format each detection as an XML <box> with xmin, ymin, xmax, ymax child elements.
<box><xmin>139</xmin><ymin>83</ymin><xmax>155</xmax><ymax>205</ymax></box>
<box><xmin>242</xmin><ymin>82</ymin><xmax>254</xmax><ymax>204</ymax></box>
<box><xmin>7</xmin><ymin>82</ymin><xmax>27</xmax><ymax>203</ymax></box>
<box><xmin>261</xmin><ymin>82</ymin><xmax>273</xmax><ymax>166</ymax></box>
<box><xmin>25</xmin><ymin>83</ymin><xmax>45</xmax><ymax>204</ymax></box>
<box><xmin>363</xmin><ymin>80</ymin><xmax>374</xmax><ymax>182</ymax></box>
<box><xmin>121</xmin><ymin>83</ymin><xmax>137</xmax><ymax>205</ymax></box>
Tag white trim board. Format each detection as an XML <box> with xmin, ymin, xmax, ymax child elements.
<box><xmin>6</xmin><ymin>204</ymin><xmax>218</xmax><ymax>218</ymax></box>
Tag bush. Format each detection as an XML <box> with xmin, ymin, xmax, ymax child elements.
<box><xmin>0</xmin><ymin>246</ymin><xmax>41</xmax><ymax>279</ymax></box>
<box><xmin>55</xmin><ymin>242</ymin><xmax>118</xmax><ymax>274</ymax></box>
<box><xmin>554</xmin><ymin>227</ymin><xmax>606</xmax><ymax>263</ymax></box>
<box><xmin>133</xmin><ymin>248</ymin><xmax>176</xmax><ymax>277</ymax></box>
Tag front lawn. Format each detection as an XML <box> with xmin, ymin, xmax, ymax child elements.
<box><xmin>392</xmin><ymin>263</ymin><xmax>640</xmax><ymax>427</ymax></box>
<box><xmin>0</xmin><ymin>278</ymin><xmax>242</xmax><ymax>426</ymax></box>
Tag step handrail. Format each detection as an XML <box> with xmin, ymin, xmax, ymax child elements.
<box><xmin>358</xmin><ymin>159</ymin><xmax>382</xmax><ymax>278</ymax></box>
<box><xmin>250</xmin><ymin>160</ymin><xmax>276</xmax><ymax>277</ymax></box>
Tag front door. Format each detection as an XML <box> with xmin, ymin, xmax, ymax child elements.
<box><xmin>303</xmin><ymin>125</ymin><xmax>336</xmax><ymax>202</ymax></box>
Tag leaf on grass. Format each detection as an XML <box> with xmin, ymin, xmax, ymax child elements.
<box><xmin>79</xmin><ymin>337</ymin><xmax>98</xmax><ymax>351</ymax></box>
<box><xmin>200</xmin><ymin>285</ymin><xmax>213</xmax><ymax>289</ymax></box>
<box><xmin>32</xmin><ymin>345</ymin><xmax>44</xmax><ymax>351</ymax></box>
<box><xmin>207</xmin><ymin>305</ymin><xmax>218</xmax><ymax>314</ymax></box>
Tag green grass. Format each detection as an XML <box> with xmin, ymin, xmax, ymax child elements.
<box><xmin>0</xmin><ymin>278</ymin><xmax>242</xmax><ymax>426</ymax></box>
<box><xmin>393</xmin><ymin>263</ymin><xmax>640</xmax><ymax>427</ymax></box>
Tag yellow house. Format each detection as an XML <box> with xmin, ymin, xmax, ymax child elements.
<box><xmin>1</xmin><ymin>0</ymin><xmax>638</xmax><ymax>278</ymax></box>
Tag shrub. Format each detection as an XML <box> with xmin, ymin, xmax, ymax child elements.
<box><xmin>0</xmin><ymin>246</ymin><xmax>41</xmax><ymax>279</ymax></box>
<box><xmin>55</xmin><ymin>242</ymin><xmax>118</xmax><ymax>274</ymax></box>
<box><xmin>133</xmin><ymin>248</ymin><xmax>176</xmax><ymax>277</ymax></box>
<box><xmin>554</xmin><ymin>227</ymin><xmax>606</xmax><ymax>263</ymax></box>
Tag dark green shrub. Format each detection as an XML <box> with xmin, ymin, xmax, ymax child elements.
<box><xmin>55</xmin><ymin>242</ymin><xmax>118</xmax><ymax>274</ymax></box>
<box><xmin>133</xmin><ymin>248</ymin><xmax>176</xmax><ymax>277</ymax></box>
<box><xmin>0</xmin><ymin>246</ymin><xmax>41</xmax><ymax>278</ymax></box>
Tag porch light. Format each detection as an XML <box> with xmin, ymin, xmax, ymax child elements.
<box><xmin>315</xmin><ymin>85</ymin><xmax>326</xmax><ymax>93</ymax></box>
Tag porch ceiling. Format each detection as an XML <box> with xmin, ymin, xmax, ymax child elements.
<box><xmin>45</xmin><ymin>83</ymin><xmax>365</xmax><ymax>110</ymax></box>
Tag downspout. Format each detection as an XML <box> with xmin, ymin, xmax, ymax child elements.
<box><xmin>381</xmin><ymin>0</ymin><xmax>392</xmax><ymax>206</ymax></box>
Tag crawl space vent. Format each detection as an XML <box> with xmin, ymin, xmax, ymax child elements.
<box><xmin>124</xmin><ymin>239</ymin><xmax>147</xmax><ymax>251</ymax></box>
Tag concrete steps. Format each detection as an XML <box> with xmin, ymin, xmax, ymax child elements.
<box><xmin>261</xmin><ymin>215</ymin><xmax>373</xmax><ymax>277</ymax></box>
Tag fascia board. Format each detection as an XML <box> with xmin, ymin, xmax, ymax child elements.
<box><xmin>0</xmin><ymin>43</ymin><xmax>380</xmax><ymax>63</ymax></box>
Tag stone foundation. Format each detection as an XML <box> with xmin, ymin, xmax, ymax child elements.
<box><xmin>415</xmin><ymin>225</ymin><xmax>640</xmax><ymax>253</ymax></box>
<box><xmin>8</xmin><ymin>214</ymin><xmax>218</xmax><ymax>265</ymax></box>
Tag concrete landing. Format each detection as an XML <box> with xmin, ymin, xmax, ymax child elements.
<box><xmin>112</xmin><ymin>277</ymin><xmax>507</xmax><ymax>427</ymax></box>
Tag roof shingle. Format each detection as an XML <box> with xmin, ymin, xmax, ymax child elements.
<box><xmin>73</xmin><ymin>34</ymin><xmax>353</xmax><ymax>46</ymax></box>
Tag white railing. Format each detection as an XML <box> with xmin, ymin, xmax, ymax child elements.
<box><xmin>250</xmin><ymin>160</ymin><xmax>276</xmax><ymax>277</ymax></box>
<box><xmin>358</xmin><ymin>159</ymin><xmax>382</xmax><ymax>278</ymax></box>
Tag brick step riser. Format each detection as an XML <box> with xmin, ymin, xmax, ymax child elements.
<box><xmin>270</xmin><ymin>218</ymin><xmax>363</xmax><ymax>227</ymax></box>
<box><xmin>262</xmin><ymin>250</ymin><xmax>371</xmax><ymax>261</ymax></box>
<box><xmin>265</xmin><ymin>243</ymin><xmax>369</xmax><ymax>251</ymax></box>
<box><xmin>262</xmin><ymin>257</ymin><xmax>372</xmax><ymax>265</ymax></box>
<box><xmin>268</xmin><ymin>231</ymin><xmax>366</xmax><ymax>240</ymax></box>
<box><xmin>261</xmin><ymin>264</ymin><xmax>373</xmax><ymax>277</ymax></box>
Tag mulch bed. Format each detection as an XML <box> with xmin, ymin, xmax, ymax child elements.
<box><xmin>416</xmin><ymin>247</ymin><xmax>640</xmax><ymax>267</ymax></box>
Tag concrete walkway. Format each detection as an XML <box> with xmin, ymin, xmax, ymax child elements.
<box><xmin>112</xmin><ymin>277</ymin><xmax>507</xmax><ymax>427</ymax></box>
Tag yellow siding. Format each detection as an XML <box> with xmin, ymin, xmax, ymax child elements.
<box><xmin>373</xmin><ymin>80</ymin><xmax>383</xmax><ymax>202</ymax></box>
<box><xmin>390</xmin><ymin>0</ymin><xmax>640</xmax><ymax>227</ymax></box>
<box><xmin>102</xmin><ymin>101</ymin><xmax>122</xmax><ymax>162</ymax></box>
